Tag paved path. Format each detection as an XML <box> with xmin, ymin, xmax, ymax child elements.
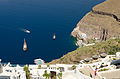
<box><xmin>79</xmin><ymin>65</ymin><xmax>101</xmax><ymax>79</ymax></box>
<box><xmin>62</xmin><ymin>72</ymin><xmax>80</xmax><ymax>79</ymax></box>
<box><xmin>99</xmin><ymin>69</ymin><xmax>120</xmax><ymax>79</ymax></box>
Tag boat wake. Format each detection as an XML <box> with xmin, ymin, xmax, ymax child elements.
<box><xmin>19</xmin><ymin>28</ymin><xmax>31</xmax><ymax>34</ymax></box>
<box><xmin>0</xmin><ymin>25</ymin><xmax>31</xmax><ymax>34</ymax></box>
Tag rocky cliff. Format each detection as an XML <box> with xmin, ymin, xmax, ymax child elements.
<box><xmin>49</xmin><ymin>0</ymin><xmax>120</xmax><ymax>64</ymax></box>
<box><xmin>49</xmin><ymin>38</ymin><xmax>120</xmax><ymax>64</ymax></box>
<box><xmin>71</xmin><ymin>0</ymin><xmax>120</xmax><ymax>41</ymax></box>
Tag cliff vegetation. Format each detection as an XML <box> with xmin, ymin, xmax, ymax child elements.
<box><xmin>49</xmin><ymin>38</ymin><xmax>120</xmax><ymax>64</ymax></box>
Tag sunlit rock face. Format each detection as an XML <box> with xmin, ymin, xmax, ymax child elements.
<box><xmin>71</xmin><ymin>0</ymin><xmax>120</xmax><ymax>41</ymax></box>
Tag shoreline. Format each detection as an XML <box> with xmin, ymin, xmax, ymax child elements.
<box><xmin>49</xmin><ymin>0</ymin><xmax>106</xmax><ymax>64</ymax></box>
<box><xmin>71</xmin><ymin>0</ymin><xmax>120</xmax><ymax>42</ymax></box>
<box><xmin>49</xmin><ymin>0</ymin><xmax>120</xmax><ymax>64</ymax></box>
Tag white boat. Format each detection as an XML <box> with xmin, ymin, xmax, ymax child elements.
<box><xmin>25</xmin><ymin>30</ymin><xmax>30</xmax><ymax>34</ymax></box>
<box><xmin>34</xmin><ymin>58</ymin><xmax>45</xmax><ymax>65</ymax></box>
<box><xmin>23</xmin><ymin>38</ymin><xmax>27</xmax><ymax>51</ymax></box>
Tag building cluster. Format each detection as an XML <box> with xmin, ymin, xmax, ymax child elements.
<box><xmin>0</xmin><ymin>60</ymin><xmax>26</xmax><ymax>79</ymax></box>
<box><xmin>0</xmin><ymin>52</ymin><xmax>120</xmax><ymax>79</ymax></box>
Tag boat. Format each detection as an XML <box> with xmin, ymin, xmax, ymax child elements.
<box><xmin>34</xmin><ymin>58</ymin><xmax>45</xmax><ymax>65</ymax></box>
<box><xmin>53</xmin><ymin>33</ymin><xmax>56</xmax><ymax>40</ymax></box>
<box><xmin>25</xmin><ymin>30</ymin><xmax>30</xmax><ymax>34</ymax></box>
<box><xmin>23</xmin><ymin>38</ymin><xmax>27</xmax><ymax>51</ymax></box>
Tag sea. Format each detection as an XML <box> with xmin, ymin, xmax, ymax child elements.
<box><xmin>0</xmin><ymin>0</ymin><xmax>104</xmax><ymax>64</ymax></box>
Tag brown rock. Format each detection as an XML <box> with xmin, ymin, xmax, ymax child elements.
<box><xmin>71</xmin><ymin>0</ymin><xmax>120</xmax><ymax>41</ymax></box>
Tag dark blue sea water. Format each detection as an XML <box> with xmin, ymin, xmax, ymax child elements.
<box><xmin>0</xmin><ymin>0</ymin><xmax>104</xmax><ymax>64</ymax></box>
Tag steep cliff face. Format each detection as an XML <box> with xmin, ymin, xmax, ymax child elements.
<box><xmin>49</xmin><ymin>0</ymin><xmax>120</xmax><ymax>64</ymax></box>
<box><xmin>71</xmin><ymin>0</ymin><xmax>120</xmax><ymax>41</ymax></box>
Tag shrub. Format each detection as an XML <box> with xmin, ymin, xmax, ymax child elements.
<box><xmin>23</xmin><ymin>65</ymin><xmax>31</xmax><ymax>79</ymax></box>
<box><xmin>72</xmin><ymin>65</ymin><xmax>76</xmax><ymax>70</ymax></box>
<box><xmin>109</xmin><ymin>46</ymin><xmax>120</xmax><ymax>55</ymax></box>
<box><xmin>112</xmin><ymin>58</ymin><xmax>116</xmax><ymax>60</ymax></box>
<box><xmin>47</xmin><ymin>64</ymin><xmax>50</xmax><ymax>67</ymax></box>
<box><xmin>38</xmin><ymin>65</ymin><xmax>41</xmax><ymax>69</ymax></box>
<box><xmin>98</xmin><ymin>69</ymin><xmax>109</xmax><ymax>72</ymax></box>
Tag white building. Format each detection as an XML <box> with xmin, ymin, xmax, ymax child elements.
<box><xmin>0</xmin><ymin>61</ymin><xmax>26</xmax><ymax>79</ymax></box>
<box><xmin>0</xmin><ymin>60</ymin><xmax>93</xmax><ymax>79</ymax></box>
<box><xmin>29</xmin><ymin>64</ymin><xmax>92</xmax><ymax>79</ymax></box>
<box><xmin>116</xmin><ymin>52</ymin><xmax>120</xmax><ymax>58</ymax></box>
